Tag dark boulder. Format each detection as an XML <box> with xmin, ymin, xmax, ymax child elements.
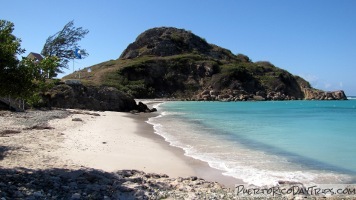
<box><xmin>45</xmin><ymin>82</ymin><xmax>154</xmax><ymax>112</ymax></box>
<box><xmin>137</xmin><ymin>102</ymin><xmax>157</xmax><ymax>113</ymax></box>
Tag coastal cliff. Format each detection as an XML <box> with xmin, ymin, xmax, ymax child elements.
<box><xmin>64</xmin><ymin>27</ymin><xmax>347</xmax><ymax>101</ymax></box>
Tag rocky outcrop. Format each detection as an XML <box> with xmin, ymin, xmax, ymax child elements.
<box><xmin>120</xmin><ymin>27</ymin><xmax>236</xmax><ymax>61</ymax></box>
<box><xmin>193</xmin><ymin>88</ymin><xmax>347</xmax><ymax>101</ymax></box>
<box><xmin>45</xmin><ymin>81</ymin><xmax>155</xmax><ymax>112</ymax></box>
<box><xmin>302</xmin><ymin>89</ymin><xmax>347</xmax><ymax>100</ymax></box>
<box><xmin>194</xmin><ymin>89</ymin><xmax>300</xmax><ymax>101</ymax></box>
<box><xmin>65</xmin><ymin>27</ymin><xmax>347</xmax><ymax>101</ymax></box>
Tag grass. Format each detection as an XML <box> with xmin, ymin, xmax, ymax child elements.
<box><xmin>61</xmin><ymin>49</ymin><xmax>311</xmax><ymax>99</ymax></box>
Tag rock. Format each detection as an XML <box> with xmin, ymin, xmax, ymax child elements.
<box><xmin>256</xmin><ymin>91</ymin><xmax>266</xmax><ymax>97</ymax></box>
<box><xmin>200</xmin><ymin>90</ymin><xmax>210</xmax><ymax>96</ymax></box>
<box><xmin>217</xmin><ymin>94</ymin><xmax>230</xmax><ymax>100</ymax></box>
<box><xmin>72</xmin><ymin>118</ymin><xmax>83</xmax><ymax>122</ymax></box>
<box><xmin>64</xmin><ymin>79</ymin><xmax>82</xmax><ymax>85</ymax></box>
<box><xmin>14</xmin><ymin>191</ymin><xmax>24</xmax><ymax>198</ymax></box>
<box><xmin>202</xmin><ymin>94</ymin><xmax>211</xmax><ymax>100</ymax></box>
<box><xmin>71</xmin><ymin>193</ymin><xmax>81</xmax><ymax>200</ymax></box>
<box><xmin>210</xmin><ymin>90</ymin><xmax>218</xmax><ymax>96</ymax></box>
<box><xmin>45</xmin><ymin>83</ymin><xmax>154</xmax><ymax>112</ymax></box>
<box><xmin>303</xmin><ymin>88</ymin><xmax>347</xmax><ymax>100</ymax></box>
<box><xmin>137</xmin><ymin>102</ymin><xmax>151</xmax><ymax>112</ymax></box>
<box><xmin>120</xmin><ymin>27</ymin><xmax>235</xmax><ymax>61</ymax></box>
<box><xmin>333</xmin><ymin>90</ymin><xmax>347</xmax><ymax>100</ymax></box>
<box><xmin>252</xmin><ymin>95</ymin><xmax>265</xmax><ymax>101</ymax></box>
<box><xmin>145</xmin><ymin>173</ymin><xmax>161</xmax><ymax>179</ymax></box>
<box><xmin>33</xmin><ymin>191</ymin><xmax>43</xmax><ymax>197</ymax></box>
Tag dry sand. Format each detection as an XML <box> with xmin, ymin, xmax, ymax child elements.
<box><xmin>0</xmin><ymin>107</ymin><xmax>241</xmax><ymax>188</ymax></box>
<box><xmin>56</xmin><ymin>111</ymin><xmax>197</xmax><ymax>176</ymax></box>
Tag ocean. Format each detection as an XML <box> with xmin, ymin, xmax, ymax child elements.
<box><xmin>147</xmin><ymin>100</ymin><xmax>356</xmax><ymax>186</ymax></box>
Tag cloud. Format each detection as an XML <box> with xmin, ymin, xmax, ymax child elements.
<box><xmin>299</xmin><ymin>73</ymin><xmax>319</xmax><ymax>87</ymax></box>
<box><xmin>298</xmin><ymin>73</ymin><xmax>345</xmax><ymax>91</ymax></box>
<box><xmin>324</xmin><ymin>83</ymin><xmax>331</xmax><ymax>89</ymax></box>
<box><xmin>302</xmin><ymin>74</ymin><xmax>319</xmax><ymax>83</ymax></box>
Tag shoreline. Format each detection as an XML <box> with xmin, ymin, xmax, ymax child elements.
<box><xmin>1</xmin><ymin>106</ymin><xmax>355</xmax><ymax>199</ymax></box>
<box><xmin>137</xmin><ymin>100</ymin><xmax>244</xmax><ymax>187</ymax></box>
<box><xmin>0</xmin><ymin>108</ymin><xmax>242</xmax><ymax>198</ymax></box>
<box><xmin>58</xmin><ymin>104</ymin><xmax>243</xmax><ymax>188</ymax></box>
<box><xmin>130</xmin><ymin>111</ymin><xmax>244</xmax><ymax>188</ymax></box>
<box><xmin>0</xmin><ymin>104</ymin><xmax>243</xmax><ymax>188</ymax></box>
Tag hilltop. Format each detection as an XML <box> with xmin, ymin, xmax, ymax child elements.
<box><xmin>64</xmin><ymin>27</ymin><xmax>346</xmax><ymax>101</ymax></box>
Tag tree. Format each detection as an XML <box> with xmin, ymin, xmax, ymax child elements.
<box><xmin>41</xmin><ymin>20</ymin><xmax>89</xmax><ymax>73</ymax></box>
<box><xmin>0</xmin><ymin>20</ymin><xmax>26</xmax><ymax>97</ymax></box>
<box><xmin>0</xmin><ymin>20</ymin><xmax>59</xmax><ymax>103</ymax></box>
<box><xmin>20</xmin><ymin>56</ymin><xmax>59</xmax><ymax>107</ymax></box>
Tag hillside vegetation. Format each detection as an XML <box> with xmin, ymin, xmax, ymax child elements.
<box><xmin>64</xmin><ymin>27</ymin><xmax>346</xmax><ymax>101</ymax></box>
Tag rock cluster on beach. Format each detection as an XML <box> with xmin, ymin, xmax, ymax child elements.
<box><xmin>0</xmin><ymin>168</ymin><xmax>236</xmax><ymax>199</ymax></box>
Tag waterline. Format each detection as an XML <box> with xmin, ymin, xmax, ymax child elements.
<box><xmin>147</xmin><ymin>101</ymin><xmax>356</xmax><ymax>186</ymax></box>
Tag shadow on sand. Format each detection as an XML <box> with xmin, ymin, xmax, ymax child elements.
<box><xmin>0</xmin><ymin>167</ymin><xmax>171</xmax><ymax>199</ymax></box>
<box><xmin>0</xmin><ymin>146</ymin><xmax>13</xmax><ymax>161</ymax></box>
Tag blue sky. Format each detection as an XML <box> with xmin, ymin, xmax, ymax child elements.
<box><xmin>2</xmin><ymin>0</ymin><xmax>356</xmax><ymax>95</ymax></box>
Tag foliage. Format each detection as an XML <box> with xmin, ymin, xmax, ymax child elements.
<box><xmin>236</xmin><ymin>53</ymin><xmax>251</xmax><ymax>62</ymax></box>
<box><xmin>21</xmin><ymin>56</ymin><xmax>59</xmax><ymax>82</ymax></box>
<box><xmin>0</xmin><ymin>19</ymin><xmax>60</xmax><ymax>107</ymax></box>
<box><xmin>41</xmin><ymin>20</ymin><xmax>89</xmax><ymax>73</ymax></box>
<box><xmin>11</xmin><ymin>56</ymin><xmax>60</xmax><ymax>104</ymax></box>
<box><xmin>0</xmin><ymin>20</ymin><xmax>26</xmax><ymax>97</ymax></box>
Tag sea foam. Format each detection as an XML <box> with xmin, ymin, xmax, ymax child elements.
<box><xmin>147</xmin><ymin>101</ymin><xmax>356</xmax><ymax>186</ymax></box>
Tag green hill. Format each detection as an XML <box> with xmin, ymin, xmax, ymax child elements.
<box><xmin>64</xmin><ymin>27</ymin><xmax>346</xmax><ymax>101</ymax></box>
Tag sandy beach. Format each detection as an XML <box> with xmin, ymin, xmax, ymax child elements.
<box><xmin>0</xmin><ymin>102</ymin><xmax>241</xmax><ymax>192</ymax></box>
<box><xmin>57</xmin><ymin>109</ymin><xmax>241</xmax><ymax>186</ymax></box>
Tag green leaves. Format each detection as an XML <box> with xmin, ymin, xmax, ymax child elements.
<box><xmin>0</xmin><ymin>19</ymin><xmax>60</xmax><ymax>104</ymax></box>
<box><xmin>21</xmin><ymin>56</ymin><xmax>60</xmax><ymax>81</ymax></box>
<box><xmin>41</xmin><ymin>20</ymin><xmax>89</xmax><ymax>72</ymax></box>
<box><xmin>0</xmin><ymin>20</ymin><xmax>25</xmax><ymax>97</ymax></box>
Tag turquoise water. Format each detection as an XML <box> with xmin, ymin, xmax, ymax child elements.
<box><xmin>147</xmin><ymin>100</ymin><xmax>356</xmax><ymax>186</ymax></box>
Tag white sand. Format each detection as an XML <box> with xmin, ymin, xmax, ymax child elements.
<box><xmin>55</xmin><ymin>111</ymin><xmax>197</xmax><ymax>177</ymax></box>
<box><xmin>1</xmin><ymin>108</ymin><xmax>241</xmax><ymax>188</ymax></box>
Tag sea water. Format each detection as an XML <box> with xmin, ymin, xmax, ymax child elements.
<box><xmin>147</xmin><ymin>100</ymin><xmax>356</xmax><ymax>186</ymax></box>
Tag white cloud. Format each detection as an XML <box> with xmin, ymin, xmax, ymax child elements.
<box><xmin>298</xmin><ymin>74</ymin><xmax>345</xmax><ymax>91</ymax></box>
<box><xmin>324</xmin><ymin>83</ymin><xmax>331</xmax><ymax>89</ymax></box>
<box><xmin>299</xmin><ymin>73</ymin><xmax>319</xmax><ymax>87</ymax></box>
